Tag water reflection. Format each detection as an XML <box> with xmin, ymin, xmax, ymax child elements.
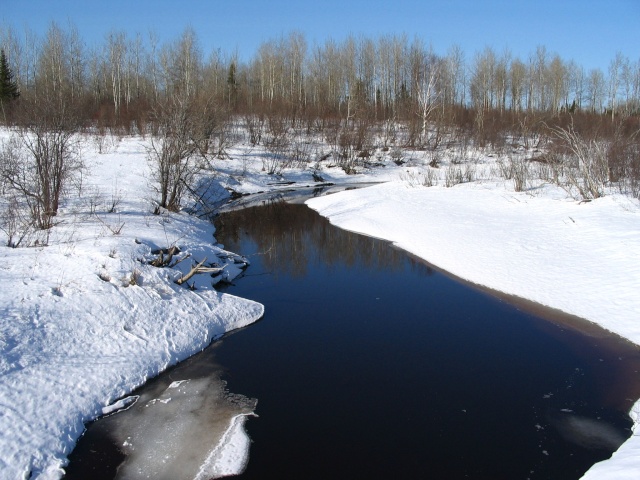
<box><xmin>213</xmin><ymin>202</ymin><xmax>640</xmax><ymax>480</ymax></box>
<box><xmin>215</xmin><ymin>199</ymin><xmax>428</xmax><ymax>279</ymax></box>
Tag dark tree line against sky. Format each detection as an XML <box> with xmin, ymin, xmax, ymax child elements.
<box><xmin>1</xmin><ymin>24</ymin><xmax>638</xmax><ymax>128</ymax></box>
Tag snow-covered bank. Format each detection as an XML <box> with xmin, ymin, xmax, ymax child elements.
<box><xmin>2</xmin><ymin>123</ymin><xmax>639</xmax><ymax>478</ymax></box>
<box><xmin>0</xmin><ymin>136</ymin><xmax>263</xmax><ymax>479</ymax></box>
<box><xmin>306</xmin><ymin>180</ymin><xmax>640</xmax><ymax>479</ymax></box>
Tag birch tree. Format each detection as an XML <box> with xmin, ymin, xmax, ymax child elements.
<box><xmin>608</xmin><ymin>52</ymin><xmax>626</xmax><ymax>120</ymax></box>
<box><xmin>413</xmin><ymin>44</ymin><xmax>440</xmax><ymax>143</ymax></box>
<box><xmin>587</xmin><ymin>68</ymin><xmax>606</xmax><ymax>113</ymax></box>
<box><xmin>106</xmin><ymin>31</ymin><xmax>126</xmax><ymax>116</ymax></box>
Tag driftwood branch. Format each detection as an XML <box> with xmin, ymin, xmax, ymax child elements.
<box><xmin>175</xmin><ymin>257</ymin><xmax>207</xmax><ymax>285</ymax></box>
<box><xmin>175</xmin><ymin>258</ymin><xmax>225</xmax><ymax>285</ymax></box>
<box><xmin>150</xmin><ymin>245</ymin><xmax>180</xmax><ymax>267</ymax></box>
<box><xmin>168</xmin><ymin>252</ymin><xmax>191</xmax><ymax>268</ymax></box>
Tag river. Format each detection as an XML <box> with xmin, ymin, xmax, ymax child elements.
<box><xmin>66</xmin><ymin>197</ymin><xmax>640</xmax><ymax>479</ymax></box>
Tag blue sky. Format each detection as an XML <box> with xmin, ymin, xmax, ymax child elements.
<box><xmin>3</xmin><ymin>0</ymin><xmax>638</xmax><ymax>71</ymax></box>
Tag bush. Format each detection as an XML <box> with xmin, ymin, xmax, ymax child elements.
<box><xmin>0</xmin><ymin>96</ymin><xmax>83</xmax><ymax>244</ymax></box>
<box><xmin>147</xmin><ymin>97</ymin><xmax>202</xmax><ymax>212</ymax></box>
<box><xmin>551</xmin><ymin>124</ymin><xmax>609</xmax><ymax>200</ymax></box>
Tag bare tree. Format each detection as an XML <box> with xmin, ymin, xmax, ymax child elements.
<box><xmin>36</xmin><ymin>22</ymin><xmax>74</xmax><ymax>104</ymax></box>
<box><xmin>147</xmin><ymin>96</ymin><xmax>202</xmax><ymax>212</ymax></box>
<box><xmin>412</xmin><ymin>42</ymin><xmax>440</xmax><ymax>146</ymax></box>
<box><xmin>493</xmin><ymin>50</ymin><xmax>509</xmax><ymax>113</ymax></box>
<box><xmin>1</xmin><ymin>97</ymin><xmax>82</xmax><ymax>236</ymax></box>
<box><xmin>586</xmin><ymin>68</ymin><xmax>606</xmax><ymax>113</ymax></box>
<box><xmin>532</xmin><ymin>45</ymin><xmax>549</xmax><ymax>111</ymax></box>
<box><xmin>548</xmin><ymin>55</ymin><xmax>567</xmax><ymax>114</ymax></box>
<box><xmin>509</xmin><ymin>58</ymin><xmax>527</xmax><ymax>113</ymax></box>
<box><xmin>470</xmin><ymin>47</ymin><xmax>496</xmax><ymax>112</ymax></box>
<box><xmin>551</xmin><ymin>121</ymin><xmax>609</xmax><ymax>200</ymax></box>
<box><xmin>158</xmin><ymin>27</ymin><xmax>202</xmax><ymax>99</ymax></box>
<box><xmin>105</xmin><ymin>31</ymin><xmax>127</xmax><ymax>117</ymax></box>
<box><xmin>567</xmin><ymin>61</ymin><xmax>584</xmax><ymax>111</ymax></box>
<box><xmin>442</xmin><ymin>44</ymin><xmax>465</xmax><ymax>109</ymax></box>
<box><xmin>608</xmin><ymin>52</ymin><xmax>627</xmax><ymax>121</ymax></box>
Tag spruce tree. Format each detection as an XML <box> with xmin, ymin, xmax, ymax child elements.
<box><xmin>0</xmin><ymin>49</ymin><xmax>20</xmax><ymax>102</ymax></box>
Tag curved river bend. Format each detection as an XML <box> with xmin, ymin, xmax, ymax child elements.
<box><xmin>67</xmin><ymin>199</ymin><xmax>640</xmax><ymax>480</ymax></box>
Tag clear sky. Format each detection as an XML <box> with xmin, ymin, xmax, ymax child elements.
<box><xmin>2</xmin><ymin>0</ymin><xmax>638</xmax><ymax>71</ymax></box>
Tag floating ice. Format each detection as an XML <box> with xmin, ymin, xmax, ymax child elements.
<box><xmin>102</xmin><ymin>396</ymin><xmax>139</xmax><ymax>416</ymax></box>
<box><xmin>81</xmin><ymin>351</ymin><xmax>257</xmax><ymax>480</ymax></box>
<box><xmin>552</xmin><ymin>414</ymin><xmax>628</xmax><ymax>451</ymax></box>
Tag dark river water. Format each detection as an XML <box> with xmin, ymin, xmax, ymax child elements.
<box><xmin>66</xmin><ymin>199</ymin><xmax>640</xmax><ymax>480</ymax></box>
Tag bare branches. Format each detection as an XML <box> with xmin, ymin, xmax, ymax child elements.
<box><xmin>147</xmin><ymin>96</ymin><xmax>201</xmax><ymax>212</ymax></box>
<box><xmin>146</xmin><ymin>247</ymin><xmax>227</xmax><ymax>287</ymax></box>
<box><xmin>414</xmin><ymin>55</ymin><xmax>441</xmax><ymax>146</ymax></box>
<box><xmin>174</xmin><ymin>257</ymin><xmax>225</xmax><ymax>285</ymax></box>
<box><xmin>0</xmin><ymin>100</ymin><xmax>82</xmax><ymax>244</ymax></box>
<box><xmin>149</xmin><ymin>245</ymin><xmax>182</xmax><ymax>267</ymax></box>
<box><xmin>550</xmin><ymin>122</ymin><xmax>609</xmax><ymax>200</ymax></box>
<box><xmin>146</xmin><ymin>91</ymin><xmax>236</xmax><ymax>212</ymax></box>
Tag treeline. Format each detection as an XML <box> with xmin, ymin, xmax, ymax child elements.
<box><xmin>1</xmin><ymin>23</ymin><xmax>639</xmax><ymax>138</ymax></box>
<box><xmin>1</xmin><ymin>23</ymin><xmax>640</xmax><ymax>248</ymax></box>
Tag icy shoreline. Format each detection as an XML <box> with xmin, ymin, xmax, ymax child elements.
<box><xmin>0</xmin><ymin>135</ymin><xmax>264</xmax><ymax>479</ymax></box>
<box><xmin>195</xmin><ymin>414</ymin><xmax>254</xmax><ymax>479</ymax></box>
<box><xmin>306</xmin><ymin>180</ymin><xmax>640</xmax><ymax>479</ymax></box>
<box><xmin>2</xmin><ymin>128</ymin><xmax>639</xmax><ymax>478</ymax></box>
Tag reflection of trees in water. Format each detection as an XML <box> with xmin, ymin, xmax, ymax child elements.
<box><xmin>214</xmin><ymin>201</ymin><xmax>434</xmax><ymax>278</ymax></box>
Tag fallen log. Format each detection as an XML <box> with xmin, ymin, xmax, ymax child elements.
<box><xmin>150</xmin><ymin>245</ymin><xmax>180</xmax><ymax>268</ymax></box>
<box><xmin>175</xmin><ymin>257</ymin><xmax>225</xmax><ymax>285</ymax></box>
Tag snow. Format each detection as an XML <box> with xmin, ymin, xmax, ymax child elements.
<box><xmin>0</xmin><ymin>133</ymin><xmax>263</xmax><ymax>479</ymax></box>
<box><xmin>2</xmin><ymin>127</ymin><xmax>640</xmax><ymax>479</ymax></box>
<box><xmin>194</xmin><ymin>414</ymin><xmax>253</xmax><ymax>480</ymax></box>
<box><xmin>101</xmin><ymin>395</ymin><xmax>139</xmax><ymax>415</ymax></box>
<box><xmin>306</xmin><ymin>180</ymin><xmax>640</xmax><ymax>480</ymax></box>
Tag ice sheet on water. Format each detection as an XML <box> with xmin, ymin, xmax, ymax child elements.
<box><xmin>85</xmin><ymin>353</ymin><xmax>256</xmax><ymax>480</ymax></box>
<box><xmin>194</xmin><ymin>414</ymin><xmax>252</xmax><ymax>480</ymax></box>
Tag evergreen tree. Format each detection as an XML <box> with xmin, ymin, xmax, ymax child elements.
<box><xmin>0</xmin><ymin>49</ymin><xmax>20</xmax><ymax>102</ymax></box>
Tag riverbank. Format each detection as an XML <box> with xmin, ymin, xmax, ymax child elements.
<box><xmin>0</xmin><ymin>135</ymin><xmax>264</xmax><ymax>479</ymax></box>
<box><xmin>2</xmin><ymin>129</ymin><xmax>639</xmax><ymax>478</ymax></box>
<box><xmin>306</xmin><ymin>180</ymin><xmax>640</xmax><ymax>480</ymax></box>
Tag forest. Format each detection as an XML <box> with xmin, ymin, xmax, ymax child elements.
<box><xmin>1</xmin><ymin>24</ymin><xmax>638</xmax><ymax>128</ymax></box>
